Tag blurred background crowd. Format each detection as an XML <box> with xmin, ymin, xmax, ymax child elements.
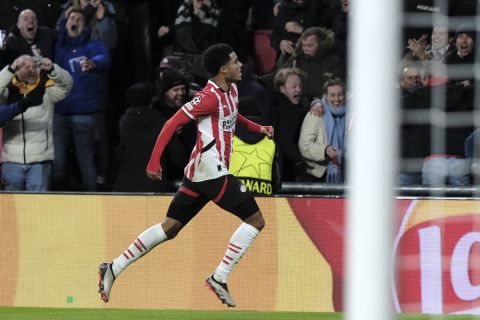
<box><xmin>0</xmin><ymin>0</ymin><xmax>477</xmax><ymax>194</ymax></box>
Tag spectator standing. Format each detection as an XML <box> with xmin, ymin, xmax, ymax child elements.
<box><xmin>0</xmin><ymin>55</ymin><xmax>72</xmax><ymax>191</ymax></box>
<box><xmin>402</xmin><ymin>26</ymin><xmax>452</xmax><ymax>66</ymax></box>
<box><xmin>173</xmin><ymin>0</ymin><xmax>219</xmax><ymax>55</ymax></box>
<box><xmin>151</xmin><ymin>70</ymin><xmax>195</xmax><ymax>182</ymax></box>
<box><xmin>272</xmin><ymin>67</ymin><xmax>310</xmax><ymax>182</ymax></box>
<box><xmin>114</xmin><ymin>83</ymin><xmax>176</xmax><ymax>192</ymax></box>
<box><xmin>398</xmin><ymin>65</ymin><xmax>430</xmax><ymax>186</ymax></box>
<box><xmin>446</xmin><ymin>23</ymin><xmax>475</xmax><ymax>72</ymax></box>
<box><xmin>57</xmin><ymin>0</ymin><xmax>118</xmax><ymax>51</ymax></box>
<box><xmin>270</xmin><ymin>0</ymin><xmax>326</xmax><ymax>59</ymax></box>
<box><xmin>280</xmin><ymin>26</ymin><xmax>345</xmax><ymax>102</ymax></box>
<box><xmin>161</xmin><ymin>0</ymin><xmax>220</xmax><ymax>84</ymax></box>
<box><xmin>399</xmin><ymin>63</ymin><xmax>470</xmax><ymax>187</ymax></box>
<box><xmin>58</xmin><ymin>0</ymin><xmax>119</xmax><ymax>187</ymax></box>
<box><xmin>0</xmin><ymin>1</ymin><xmax>62</xmax><ymax>30</ymax></box>
<box><xmin>421</xmin><ymin>24</ymin><xmax>475</xmax><ymax>187</ymax></box>
<box><xmin>53</xmin><ymin>9</ymin><xmax>111</xmax><ymax>191</ymax></box>
<box><xmin>298</xmin><ymin>76</ymin><xmax>348</xmax><ymax>183</ymax></box>
<box><xmin>0</xmin><ymin>9</ymin><xmax>55</xmax><ymax>68</ymax></box>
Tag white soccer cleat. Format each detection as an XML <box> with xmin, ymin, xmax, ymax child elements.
<box><xmin>98</xmin><ymin>262</ymin><xmax>116</xmax><ymax>303</ymax></box>
<box><xmin>205</xmin><ymin>274</ymin><xmax>236</xmax><ymax>307</ymax></box>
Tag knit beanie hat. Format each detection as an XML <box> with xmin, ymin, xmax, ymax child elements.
<box><xmin>162</xmin><ymin>70</ymin><xmax>188</xmax><ymax>93</ymax></box>
<box><xmin>455</xmin><ymin>23</ymin><xmax>476</xmax><ymax>41</ymax></box>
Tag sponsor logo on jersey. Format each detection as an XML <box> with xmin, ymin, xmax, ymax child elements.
<box><xmin>221</xmin><ymin>114</ymin><xmax>237</xmax><ymax>131</ymax></box>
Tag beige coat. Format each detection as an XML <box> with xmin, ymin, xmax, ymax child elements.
<box><xmin>0</xmin><ymin>65</ymin><xmax>73</xmax><ymax>163</ymax></box>
<box><xmin>298</xmin><ymin>112</ymin><xmax>329</xmax><ymax>178</ymax></box>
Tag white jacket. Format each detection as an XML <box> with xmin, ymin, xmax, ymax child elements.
<box><xmin>0</xmin><ymin>65</ymin><xmax>73</xmax><ymax>163</ymax></box>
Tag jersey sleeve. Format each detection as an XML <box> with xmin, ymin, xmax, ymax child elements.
<box><xmin>181</xmin><ymin>91</ymin><xmax>217</xmax><ymax>119</ymax></box>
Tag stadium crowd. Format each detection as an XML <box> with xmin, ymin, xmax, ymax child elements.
<box><xmin>0</xmin><ymin>0</ymin><xmax>477</xmax><ymax>193</ymax></box>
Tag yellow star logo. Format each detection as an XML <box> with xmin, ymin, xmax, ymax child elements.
<box><xmin>233</xmin><ymin>146</ymin><xmax>271</xmax><ymax>178</ymax></box>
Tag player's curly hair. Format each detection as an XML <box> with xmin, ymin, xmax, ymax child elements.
<box><xmin>202</xmin><ymin>43</ymin><xmax>234</xmax><ymax>76</ymax></box>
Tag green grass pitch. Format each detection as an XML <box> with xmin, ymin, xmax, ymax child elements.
<box><xmin>0</xmin><ymin>308</ymin><xmax>479</xmax><ymax>320</ymax></box>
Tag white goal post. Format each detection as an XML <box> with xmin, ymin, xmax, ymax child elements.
<box><xmin>346</xmin><ymin>1</ymin><xmax>400</xmax><ymax>320</ymax></box>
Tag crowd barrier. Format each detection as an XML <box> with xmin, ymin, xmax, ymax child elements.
<box><xmin>0</xmin><ymin>193</ymin><xmax>479</xmax><ymax>314</ymax></box>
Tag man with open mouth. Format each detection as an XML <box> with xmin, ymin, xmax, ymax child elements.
<box><xmin>57</xmin><ymin>0</ymin><xmax>118</xmax><ymax>51</ymax></box>
<box><xmin>53</xmin><ymin>8</ymin><xmax>111</xmax><ymax>191</ymax></box>
<box><xmin>0</xmin><ymin>9</ymin><xmax>54</xmax><ymax>69</ymax></box>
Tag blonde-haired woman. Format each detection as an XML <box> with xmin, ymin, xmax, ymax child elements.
<box><xmin>298</xmin><ymin>76</ymin><xmax>348</xmax><ymax>183</ymax></box>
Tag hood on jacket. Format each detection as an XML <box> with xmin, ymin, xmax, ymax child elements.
<box><xmin>293</xmin><ymin>26</ymin><xmax>335</xmax><ymax>61</ymax></box>
<box><xmin>121</xmin><ymin>107</ymin><xmax>164</xmax><ymax>131</ymax></box>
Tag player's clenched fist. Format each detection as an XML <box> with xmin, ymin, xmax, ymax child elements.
<box><xmin>146</xmin><ymin>160</ymin><xmax>163</xmax><ymax>180</ymax></box>
<box><xmin>260</xmin><ymin>126</ymin><xmax>274</xmax><ymax>139</ymax></box>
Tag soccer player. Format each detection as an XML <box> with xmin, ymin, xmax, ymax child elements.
<box><xmin>98</xmin><ymin>43</ymin><xmax>274</xmax><ymax>307</ymax></box>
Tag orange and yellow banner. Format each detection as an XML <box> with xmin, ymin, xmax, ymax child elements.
<box><xmin>0</xmin><ymin>194</ymin><xmax>333</xmax><ymax>311</ymax></box>
<box><xmin>2</xmin><ymin>194</ymin><xmax>480</xmax><ymax>315</ymax></box>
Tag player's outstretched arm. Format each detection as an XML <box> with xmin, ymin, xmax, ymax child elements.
<box><xmin>236</xmin><ymin>113</ymin><xmax>274</xmax><ymax>139</ymax></box>
<box><xmin>146</xmin><ymin>110</ymin><xmax>191</xmax><ymax>180</ymax></box>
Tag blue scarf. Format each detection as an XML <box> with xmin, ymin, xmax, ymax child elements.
<box><xmin>322</xmin><ymin>96</ymin><xmax>347</xmax><ymax>183</ymax></box>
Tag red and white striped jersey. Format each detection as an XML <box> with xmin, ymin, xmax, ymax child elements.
<box><xmin>181</xmin><ymin>80</ymin><xmax>239</xmax><ymax>181</ymax></box>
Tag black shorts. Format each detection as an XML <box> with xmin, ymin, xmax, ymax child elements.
<box><xmin>166</xmin><ymin>174</ymin><xmax>259</xmax><ymax>225</ymax></box>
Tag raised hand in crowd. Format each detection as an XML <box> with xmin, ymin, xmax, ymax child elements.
<box><xmin>10</xmin><ymin>55</ymin><xmax>26</xmax><ymax>71</ymax></box>
<box><xmin>406</xmin><ymin>34</ymin><xmax>428</xmax><ymax>60</ymax></box>
<box><xmin>157</xmin><ymin>26</ymin><xmax>170</xmax><ymax>38</ymax></box>
<box><xmin>39</xmin><ymin>57</ymin><xmax>53</xmax><ymax>72</ymax></box>
<box><xmin>279</xmin><ymin>39</ymin><xmax>295</xmax><ymax>55</ymax></box>
<box><xmin>90</xmin><ymin>0</ymin><xmax>107</xmax><ymax>20</ymax></box>
<box><xmin>65</xmin><ymin>0</ymin><xmax>106</xmax><ymax>21</ymax></box>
